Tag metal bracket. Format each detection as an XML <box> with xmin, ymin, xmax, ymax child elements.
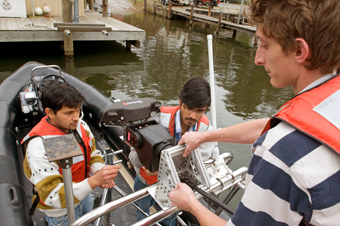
<box><xmin>43</xmin><ymin>134</ymin><xmax>83</xmax><ymax>162</ymax></box>
<box><xmin>154</xmin><ymin>145</ymin><xmax>210</xmax><ymax>208</ymax></box>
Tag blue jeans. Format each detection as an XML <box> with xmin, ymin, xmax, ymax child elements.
<box><xmin>134</xmin><ymin>176</ymin><xmax>177</xmax><ymax>226</ymax></box>
<box><xmin>45</xmin><ymin>193</ymin><xmax>94</xmax><ymax>226</ymax></box>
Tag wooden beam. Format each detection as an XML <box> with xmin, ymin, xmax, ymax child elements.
<box><xmin>54</xmin><ymin>23</ymin><xmax>106</xmax><ymax>27</ymax></box>
<box><xmin>57</xmin><ymin>26</ymin><xmax>112</xmax><ymax>32</ymax></box>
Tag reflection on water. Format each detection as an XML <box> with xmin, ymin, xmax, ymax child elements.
<box><xmin>0</xmin><ymin>10</ymin><xmax>293</xmax><ymax>210</ymax></box>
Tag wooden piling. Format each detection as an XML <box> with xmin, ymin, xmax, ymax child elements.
<box><xmin>208</xmin><ymin>6</ymin><xmax>212</xmax><ymax>17</ymax></box>
<box><xmin>144</xmin><ymin>0</ymin><xmax>147</xmax><ymax>11</ymax></box>
<box><xmin>232</xmin><ymin>30</ymin><xmax>237</xmax><ymax>38</ymax></box>
<box><xmin>89</xmin><ymin>0</ymin><xmax>93</xmax><ymax>9</ymax></box>
<box><xmin>154</xmin><ymin>2</ymin><xmax>157</xmax><ymax>15</ymax></box>
<box><xmin>62</xmin><ymin>0</ymin><xmax>72</xmax><ymax>23</ymax></box>
<box><xmin>102</xmin><ymin>0</ymin><xmax>109</xmax><ymax>17</ymax></box>
<box><xmin>126</xmin><ymin>41</ymin><xmax>132</xmax><ymax>51</ymax></box>
<box><xmin>63</xmin><ymin>30</ymin><xmax>74</xmax><ymax>56</ymax></box>
<box><xmin>216</xmin><ymin>11</ymin><xmax>222</xmax><ymax>34</ymax></box>
<box><xmin>190</xmin><ymin>5</ymin><xmax>194</xmax><ymax>26</ymax></box>
<box><xmin>65</xmin><ymin>57</ymin><xmax>75</xmax><ymax>75</ymax></box>
<box><xmin>168</xmin><ymin>1</ymin><xmax>173</xmax><ymax>19</ymax></box>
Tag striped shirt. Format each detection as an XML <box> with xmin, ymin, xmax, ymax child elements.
<box><xmin>227</xmin><ymin>121</ymin><xmax>340</xmax><ymax>226</ymax></box>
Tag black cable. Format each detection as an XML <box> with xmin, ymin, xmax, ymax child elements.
<box><xmin>182</xmin><ymin>178</ymin><xmax>234</xmax><ymax>216</ymax></box>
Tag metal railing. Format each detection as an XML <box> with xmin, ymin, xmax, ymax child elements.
<box><xmin>70</xmin><ymin>165</ymin><xmax>247</xmax><ymax>226</ymax></box>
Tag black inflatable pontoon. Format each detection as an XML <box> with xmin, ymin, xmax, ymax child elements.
<box><xmin>0</xmin><ymin>61</ymin><xmax>161</xmax><ymax>226</ymax></box>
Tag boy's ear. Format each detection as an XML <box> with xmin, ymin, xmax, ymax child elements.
<box><xmin>295</xmin><ymin>38</ymin><xmax>311</xmax><ymax>65</ymax></box>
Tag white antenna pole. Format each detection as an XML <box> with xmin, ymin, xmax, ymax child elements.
<box><xmin>207</xmin><ymin>34</ymin><xmax>219</xmax><ymax>160</ymax></box>
<box><xmin>207</xmin><ymin>34</ymin><xmax>217</xmax><ymax>131</ymax></box>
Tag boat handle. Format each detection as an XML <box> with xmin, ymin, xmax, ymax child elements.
<box><xmin>31</xmin><ymin>65</ymin><xmax>62</xmax><ymax>78</ymax></box>
<box><xmin>8</xmin><ymin>186</ymin><xmax>20</xmax><ymax>206</ymax></box>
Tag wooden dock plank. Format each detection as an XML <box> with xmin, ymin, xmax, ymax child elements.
<box><xmin>11</xmin><ymin>18</ymin><xmax>19</xmax><ymax>30</ymax></box>
<box><xmin>0</xmin><ymin>18</ymin><xmax>6</xmax><ymax>31</ymax></box>
<box><xmin>172</xmin><ymin>8</ymin><xmax>256</xmax><ymax>34</ymax></box>
<box><xmin>0</xmin><ymin>10</ymin><xmax>145</xmax><ymax>42</ymax></box>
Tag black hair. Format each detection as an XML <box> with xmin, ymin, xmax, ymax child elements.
<box><xmin>179</xmin><ymin>77</ymin><xmax>211</xmax><ymax>108</ymax></box>
<box><xmin>40</xmin><ymin>80</ymin><xmax>84</xmax><ymax>113</ymax></box>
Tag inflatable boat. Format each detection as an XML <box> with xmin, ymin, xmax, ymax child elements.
<box><xmin>0</xmin><ymin>61</ymin><xmax>247</xmax><ymax>226</ymax></box>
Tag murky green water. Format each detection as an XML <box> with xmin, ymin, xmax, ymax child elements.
<box><xmin>0</xmin><ymin>11</ymin><xmax>293</xmax><ymax>210</ymax></box>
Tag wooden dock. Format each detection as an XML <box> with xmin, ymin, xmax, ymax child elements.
<box><xmin>171</xmin><ymin>7</ymin><xmax>256</xmax><ymax>34</ymax></box>
<box><xmin>0</xmin><ymin>9</ymin><xmax>145</xmax><ymax>52</ymax></box>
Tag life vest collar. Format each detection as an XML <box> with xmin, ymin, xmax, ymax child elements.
<box><xmin>262</xmin><ymin>74</ymin><xmax>340</xmax><ymax>155</ymax></box>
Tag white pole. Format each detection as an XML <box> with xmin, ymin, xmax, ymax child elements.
<box><xmin>207</xmin><ymin>34</ymin><xmax>217</xmax><ymax>131</ymax></box>
<box><xmin>31</xmin><ymin>0</ymin><xmax>35</xmax><ymax>16</ymax></box>
<box><xmin>207</xmin><ymin>34</ymin><xmax>219</xmax><ymax>160</ymax></box>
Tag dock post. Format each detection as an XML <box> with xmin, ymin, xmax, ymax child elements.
<box><xmin>216</xmin><ymin>11</ymin><xmax>222</xmax><ymax>34</ymax></box>
<box><xmin>89</xmin><ymin>0</ymin><xmax>93</xmax><ymax>9</ymax></box>
<box><xmin>232</xmin><ymin>30</ymin><xmax>237</xmax><ymax>39</ymax></box>
<box><xmin>62</xmin><ymin>0</ymin><xmax>72</xmax><ymax>22</ymax></box>
<box><xmin>190</xmin><ymin>5</ymin><xmax>194</xmax><ymax>26</ymax></box>
<box><xmin>153</xmin><ymin>1</ymin><xmax>156</xmax><ymax>15</ymax></box>
<box><xmin>208</xmin><ymin>6</ymin><xmax>212</xmax><ymax>17</ymax></box>
<box><xmin>126</xmin><ymin>41</ymin><xmax>132</xmax><ymax>51</ymax></box>
<box><xmin>65</xmin><ymin>57</ymin><xmax>75</xmax><ymax>76</ymax></box>
<box><xmin>63</xmin><ymin>30</ymin><xmax>74</xmax><ymax>56</ymax></box>
<box><xmin>168</xmin><ymin>1</ymin><xmax>173</xmax><ymax>19</ymax></box>
<box><xmin>144</xmin><ymin>0</ymin><xmax>147</xmax><ymax>11</ymax></box>
<box><xmin>102</xmin><ymin>0</ymin><xmax>109</xmax><ymax>17</ymax></box>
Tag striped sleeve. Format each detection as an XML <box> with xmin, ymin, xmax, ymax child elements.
<box><xmin>228</xmin><ymin>122</ymin><xmax>340</xmax><ymax>226</ymax></box>
<box><xmin>79</xmin><ymin>119</ymin><xmax>105</xmax><ymax>175</ymax></box>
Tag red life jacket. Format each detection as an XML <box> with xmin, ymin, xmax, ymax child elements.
<box><xmin>262</xmin><ymin>75</ymin><xmax>340</xmax><ymax>155</ymax></box>
<box><xmin>140</xmin><ymin>106</ymin><xmax>210</xmax><ymax>185</ymax></box>
<box><xmin>22</xmin><ymin>116</ymin><xmax>92</xmax><ymax>183</ymax></box>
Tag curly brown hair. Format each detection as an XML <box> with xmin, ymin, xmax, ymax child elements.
<box><xmin>247</xmin><ymin>0</ymin><xmax>340</xmax><ymax>74</ymax></box>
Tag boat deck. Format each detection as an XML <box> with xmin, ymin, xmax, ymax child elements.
<box><xmin>0</xmin><ymin>9</ymin><xmax>145</xmax><ymax>42</ymax></box>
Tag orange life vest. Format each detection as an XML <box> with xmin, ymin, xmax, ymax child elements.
<box><xmin>140</xmin><ymin>106</ymin><xmax>210</xmax><ymax>185</ymax></box>
<box><xmin>22</xmin><ymin>116</ymin><xmax>92</xmax><ymax>182</ymax></box>
<box><xmin>262</xmin><ymin>74</ymin><xmax>340</xmax><ymax>155</ymax></box>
